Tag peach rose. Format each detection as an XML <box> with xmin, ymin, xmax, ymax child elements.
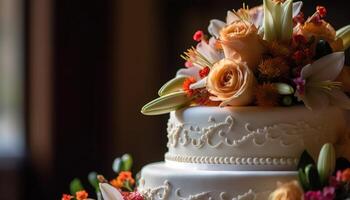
<box><xmin>299</xmin><ymin>20</ymin><xmax>336</xmax><ymax>42</ymax></box>
<box><xmin>269</xmin><ymin>181</ymin><xmax>303</xmax><ymax>200</ymax></box>
<box><xmin>220</xmin><ymin>21</ymin><xmax>265</xmax><ymax>70</ymax></box>
<box><xmin>207</xmin><ymin>59</ymin><xmax>256</xmax><ymax>106</ymax></box>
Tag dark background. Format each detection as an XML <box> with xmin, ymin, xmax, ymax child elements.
<box><xmin>1</xmin><ymin>0</ymin><xmax>350</xmax><ymax>199</ymax></box>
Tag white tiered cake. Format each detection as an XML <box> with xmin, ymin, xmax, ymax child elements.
<box><xmin>138</xmin><ymin>106</ymin><xmax>349</xmax><ymax>199</ymax></box>
<box><xmin>139</xmin><ymin>0</ymin><xmax>350</xmax><ymax>199</ymax></box>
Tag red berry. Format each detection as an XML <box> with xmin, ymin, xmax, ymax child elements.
<box><xmin>316</xmin><ymin>6</ymin><xmax>327</xmax><ymax>18</ymax></box>
<box><xmin>193</xmin><ymin>30</ymin><xmax>204</xmax><ymax>42</ymax></box>
<box><xmin>199</xmin><ymin>66</ymin><xmax>210</xmax><ymax>78</ymax></box>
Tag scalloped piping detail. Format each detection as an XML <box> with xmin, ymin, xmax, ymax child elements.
<box><xmin>139</xmin><ymin>179</ymin><xmax>171</xmax><ymax>200</ymax></box>
<box><xmin>167</xmin><ymin>115</ymin><xmax>327</xmax><ymax>149</ymax></box>
<box><xmin>140</xmin><ymin>179</ymin><xmax>259</xmax><ymax>200</ymax></box>
<box><xmin>165</xmin><ymin>153</ymin><xmax>298</xmax><ymax>166</ymax></box>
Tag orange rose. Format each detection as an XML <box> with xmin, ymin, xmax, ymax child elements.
<box><xmin>269</xmin><ymin>181</ymin><xmax>303</xmax><ymax>200</ymax></box>
<box><xmin>220</xmin><ymin>21</ymin><xmax>265</xmax><ymax>70</ymax></box>
<box><xmin>207</xmin><ymin>58</ymin><xmax>256</xmax><ymax>106</ymax></box>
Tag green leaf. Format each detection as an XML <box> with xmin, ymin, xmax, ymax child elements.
<box><xmin>70</xmin><ymin>178</ymin><xmax>84</xmax><ymax>195</ymax></box>
<box><xmin>317</xmin><ymin>143</ymin><xmax>336</xmax><ymax>186</ymax></box>
<box><xmin>158</xmin><ymin>76</ymin><xmax>187</xmax><ymax>96</ymax></box>
<box><xmin>88</xmin><ymin>171</ymin><xmax>99</xmax><ymax>192</ymax></box>
<box><xmin>141</xmin><ymin>91</ymin><xmax>192</xmax><ymax>115</ymax></box>
<box><xmin>112</xmin><ymin>157</ymin><xmax>122</xmax><ymax>173</ymax></box>
<box><xmin>297</xmin><ymin>150</ymin><xmax>316</xmax><ymax>170</ymax></box>
<box><xmin>305</xmin><ymin>164</ymin><xmax>321</xmax><ymax>190</ymax></box>
<box><xmin>298</xmin><ymin>168</ymin><xmax>310</xmax><ymax>191</ymax></box>
<box><xmin>336</xmin><ymin>25</ymin><xmax>350</xmax><ymax>50</ymax></box>
<box><xmin>274</xmin><ymin>83</ymin><xmax>294</xmax><ymax>95</ymax></box>
<box><xmin>121</xmin><ymin>154</ymin><xmax>133</xmax><ymax>171</ymax></box>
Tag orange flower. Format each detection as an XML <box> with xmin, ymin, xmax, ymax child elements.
<box><xmin>255</xmin><ymin>83</ymin><xmax>280</xmax><ymax>106</ymax></box>
<box><xmin>61</xmin><ymin>194</ymin><xmax>73</xmax><ymax>200</ymax></box>
<box><xmin>266</xmin><ymin>41</ymin><xmax>290</xmax><ymax>57</ymax></box>
<box><xmin>182</xmin><ymin>77</ymin><xmax>197</xmax><ymax>97</ymax></box>
<box><xmin>341</xmin><ymin>168</ymin><xmax>350</xmax><ymax>182</ymax></box>
<box><xmin>258</xmin><ymin>57</ymin><xmax>289</xmax><ymax>79</ymax></box>
<box><xmin>76</xmin><ymin>190</ymin><xmax>89</xmax><ymax>200</ymax></box>
<box><xmin>110</xmin><ymin>171</ymin><xmax>135</xmax><ymax>189</ymax></box>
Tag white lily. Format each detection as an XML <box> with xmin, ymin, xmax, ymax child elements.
<box><xmin>208</xmin><ymin>1</ymin><xmax>302</xmax><ymax>38</ymax></box>
<box><xmin>177</xmin><ymin>37</ymin><xmax>224</xmax><ymax>79</ymax></box>
<box><xmin>294</xmin><ymin>52</ymin><xmax>350</xmax><ymax>110</ymax></box>
<box><xmin>99</xmin><ymin>183</ymin><xmax>124</xmax><ymax>200</ymax></box>
<box><xmin>263</xmin><ymin>0</ymin><xmax>293</xmax><ymax>41</ymax></box>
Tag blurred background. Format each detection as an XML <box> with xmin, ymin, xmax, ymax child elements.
<box><xmin>0</xmin><ymin>0</ymin><xmax>349</xmax><ymax>199</ymax></box>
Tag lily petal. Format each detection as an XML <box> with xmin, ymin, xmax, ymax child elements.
<box><xmin>302</xmin><ymin>88</ymin><xmax>330</xmax><ymax>110</ymax></box>
<box><xmin>176</xmin><ymin>66</ymin><xmax>201</xmax><ymax>80</ymax></box>
<box><xmin>336</xmin><ymin>25</ymin><xmax>350</xmax><ymax>50</ymax></box>
<box><xmin>196</xmin><ymin>40</ymin><xmax>223</xmax><ymax>64</ymax></box>
<box><xmin>292</xmin><ymin>1</ymin><xmax>303</xmax><ymax>18</ymax></box>
<box><xmin>158</xmin><ymin>76</ymin><xmax>188</xmax><ymax>96</ymax></box>
<box><xmin>100</xmin><ymin>183</ymin><xmax>124</xmax><ymax>200</ymax></box>
<box><xmin>329</xmin><ymin>89</ymin><xmax>350</xmax><ymax>109</ymax></box>
<box><xmin>226</xmin><ymin>10</ymin><xmax>239</xmax><ymax>25</ymax></box>
<box><xmin>208</xmin><ymin>19</ymin><xmax>226</xmax><ymax>38</ymax></box>
<box><xmin>263</xmin><ymin>0</ymin><xmax>293</xmax><ymax>41</ymax></box>
<box><xmin>301</xmin><ymin>52</ymin><xmax>345</xmax><ymax>82</ymax></box>
<box><xmin>141</xmin><ymin>91</ymin><xmax>192</xmax><ymax>115</ymax></box>
<box><xmin>189</xmin><ymin>77</ymin><xmax>207</xmax><ymax>90</ymax></box>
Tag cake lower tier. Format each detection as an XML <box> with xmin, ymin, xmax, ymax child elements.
<box><xmin>139</xmin><ymin>162</ymin><xmax>297</xmax><ymax>200</ymax></box>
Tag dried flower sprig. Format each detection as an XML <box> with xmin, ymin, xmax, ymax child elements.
<box><xmin>180</xmin><ymin>47</ymin><xmax>213</xmax><ymax>68</ymax></box>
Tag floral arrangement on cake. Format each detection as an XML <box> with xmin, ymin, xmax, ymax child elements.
<box><xmin>60</xmin><ymin>154</ymin><xmax>144</xmax><ymax>200</ymax></box>
<box><xmin>141</xmin><ymin>0</ymin><xmax>350</xmax><ymax>115</ymax></box>
<box><xmin>269</xmin><ymin>143</ymin><xmax>350</xmax><ymax>200</ymax></box>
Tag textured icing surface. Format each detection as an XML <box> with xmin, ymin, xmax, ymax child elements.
<box><xmin>139</xmin><ymin>162</ymin><xmax>297</xmax><ymax>200</ymax></box>
<box><xmin>166</xmin><ymin>106</ymin><xmax>347</xmax><ymax>170</ymax></box>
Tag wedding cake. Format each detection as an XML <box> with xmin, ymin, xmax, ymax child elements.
<box><xmin>139</xmin><ymin>0</ymin><xmax>350</xmax><ymax>199</ymax></box>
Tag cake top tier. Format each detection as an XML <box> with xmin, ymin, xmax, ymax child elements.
<box><xmin>141</xmin><ymin>0</ymin><xmax>350</xmax><ymax>115</ymax></box>
<box><xmin>165</xmin><ymin>106</ymin><xmax>348</xmax><ymax>171</ymax></box>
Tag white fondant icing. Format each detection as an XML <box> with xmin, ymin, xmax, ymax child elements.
<box><xmin>140</xmin><ymin>106</ymin><xmax>350</xmax><ymax>200</ymax></box>
<box><xmin>166</xmin><ymin>106</ymin><xmax>347</xmax><ymax>170</ymax></box>
<box><xmin>139</xmin><ymin>162</ymin><xmax>295</xmax><ymax>200</ymax></box>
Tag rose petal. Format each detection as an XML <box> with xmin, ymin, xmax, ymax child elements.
<box><xmin>208</xmin><ymin>19</ymin><xmax>226</xmax><ymax>38</ymax></box>
<box><xmin>329</xmin><ymin>89</ymin><xmax>350</xmax><ymax>109</ymax></box>
<box><xmin>100</xmin><ymin>183</ymin><xmax>124</xmax><ymax>200</ymax></box>
<box><xmin>176</xmin><ymin>66</ymin><xmax>201</xmax><ymax>80</ymax></box>
<box><xmin>301</xmin><ymin>52</ymin><xmax>345</xmax><ymax>82</ymax></box>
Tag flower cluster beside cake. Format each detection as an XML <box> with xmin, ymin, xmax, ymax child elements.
<box><xmin>61</xmin><ymin>0</ymin><xmax>350</xmax><ymax>199</ymax></box>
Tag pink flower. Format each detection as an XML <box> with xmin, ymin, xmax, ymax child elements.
<box><xmin>322</xmin><ymin>187</ymin><xmax>335</xmax><ymax>200</ymax></box>
<box><xmin>304</xmin><ymin>187</ymin><xmax>335</xmax><ymax>200</ymax></box>
<box><xmin>305</xmin><ymin>190</ymin><xmax>322</xmax><ymax>200</ymax></box>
